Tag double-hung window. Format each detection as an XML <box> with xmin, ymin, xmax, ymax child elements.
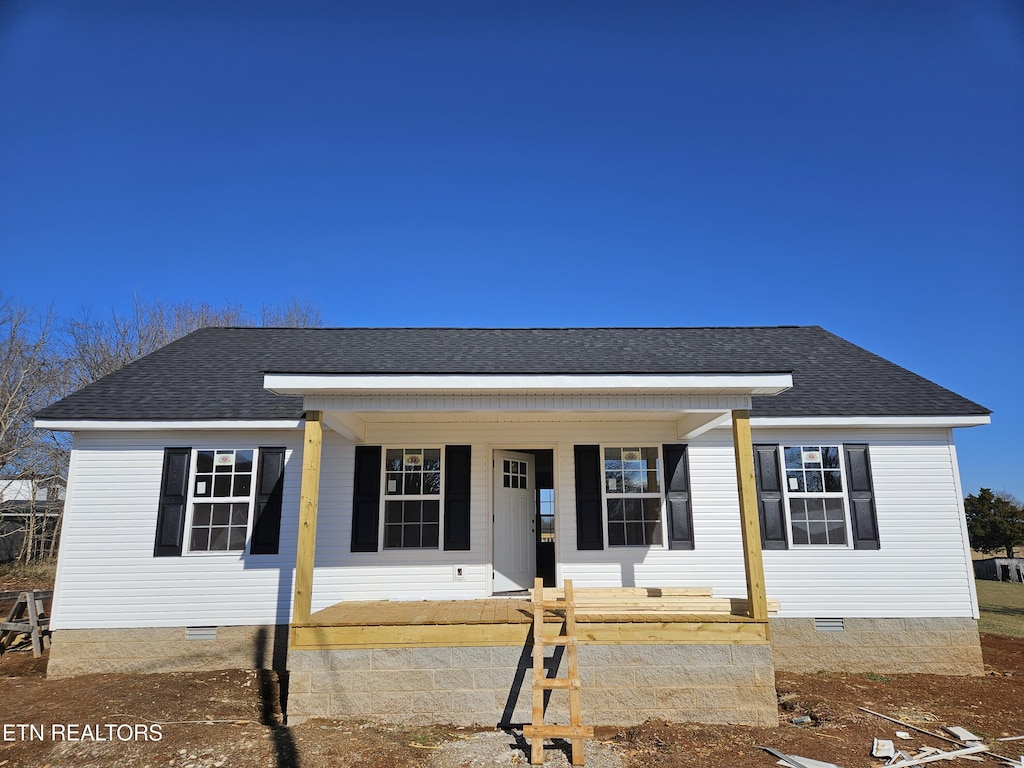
<box><xmin>783</xmin><ymin>445</ymin><xmax>848</xmax><ymax>546</ymax></box>
<box><xmin>382</xmin><ymin>447</ymin><xmax>442</xmax><ymax>549</ymax></box>
<box><xmin>188</xmin><ymin>448</ymin><xmax>255</xmax><ymax>553</ymax></box>
<box><xmin>603</xmin><ymin>446</ymin><xmax>664</xmax><ymax>546</ymax></box>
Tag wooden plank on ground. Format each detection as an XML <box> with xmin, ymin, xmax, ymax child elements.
<box><xmin>524</xmin><ymin>725</ymin><xmax>595</xmax><ymax>739</ymax></box>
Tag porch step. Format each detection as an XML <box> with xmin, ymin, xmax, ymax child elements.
<box><xmin>529</xmin><ymin>577</ymin><xmax>592</xmax><ymax>767</ymax></box>
<box><xmin>529</xmin><ymin>586</ymin><xmax>780</xmax><ymax>617</ymax></box>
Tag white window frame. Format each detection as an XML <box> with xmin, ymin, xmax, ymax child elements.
<box><xmin>779</xmin><ymin>444</ymin><xmax>852</xmax><ymax>548</ymax></box>
<box><xmin>378</xmin><ymin>445</ymin><xmax>445</xmax><ymax>550</ymax></box>
<box><xmin>600</xmin><ymin>444</ymin><xmax>667</xmax><ymax>548</ymax></box>
<box><xmin>183</xmin><ymin>447</ymin><xmax>259</xmax><ymax>556</ymax></box>
<box><xmin>538</xmin><ymin>487</ymin><xmax>556</xmax><ymax>543</ymax></box>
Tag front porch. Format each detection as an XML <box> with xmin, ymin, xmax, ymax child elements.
<box><xmin>274</xmin><ymin>373</ymin><xmax>789</xmax><ymax>726</ymax></box>
<box><xmin>287</xmin><ymin>587</ymin><xmax>780</xmax><ymax>726</ymax></box>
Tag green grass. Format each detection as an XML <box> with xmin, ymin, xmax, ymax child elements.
<box><xmin>862</xmin><ymin>672</ymin><xmax>893</xmax><ymax>683</ymax></box>
<box><xmin>976</xmin><ymin>579</ymin><xmax>1024</xmax><ymax>638</ymax></box>
<box><xmin>405</xmin><ymin>726</ymin><xmax>451</xmax><ymax>748</ymax></box>
<box><xmin>0</xmin><ymin>559</ymin><xmax>57</xmax><ymax>591</ymax></box>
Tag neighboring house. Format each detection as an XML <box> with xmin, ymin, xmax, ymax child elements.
<box><xmin>34</xmin><ymin>326</ymin><xmax>989</xmax><ymax>726</ymax></box>
<box><xmin>0</xmin><ymin>478</ymin><xmax>65</xmax><ymax>504</ymax></box>
<box><xmin>0</xmin><ymin>478</ymin><xmax>65</xmax><ymax>561</ymax></box>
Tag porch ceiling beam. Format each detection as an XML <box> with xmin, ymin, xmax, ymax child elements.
<box><xmin>675</xmin><ymin>411</ymin><xmax>731</xmax><ymax>440</ymax></box>
<box><xmin>322</xmin><ymin>411</ymin><xmax>366</xmax><ymax>444</ymax></box>
<box><xmin>732</xmin><ymin>408</ymin><xmax>769</xmax><ymax>623</ymax></box>
<box><xmin>292</xmin><ymin>410</ymin><xmax>323</xmax><ymax>627</ymax></box>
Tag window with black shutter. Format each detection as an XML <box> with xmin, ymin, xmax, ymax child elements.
<box><xmin>154</xmin><ymin>448</ymin><xmax>191</xmax><ymax>557</ymax></box>
<box><xmin>157</xmin><ymin>446</ymin><xmax>287</xmax><ymax>557</ymax></box>
<box><xmin>352</xmin><ymin>445</ymin><xmax>471</xmax><ymax>552</ymax></box>
<box><xmin>662</xmin><ymin>444</ymin><xmax>694</xmax><ymax>550</ymax></box>
<box><xmin>761</xmin><ymin>442</ymin><xmax>880</xmax><ymax>550</ymax></box>
<box><xmin>574</xmin><ymin>445</ymin><xmax>604</xmax><ymax>550</ymax></box>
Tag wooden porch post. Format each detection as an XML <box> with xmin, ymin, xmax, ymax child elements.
<box><xmin>292</xmin><ymin>410</ymin><xmax>323</xmax><ymax>626</ymax></box>
<box><xmin>731</xmin><ymin>409</ymin><xmax>769</xmax><ymax>622</ymax></box>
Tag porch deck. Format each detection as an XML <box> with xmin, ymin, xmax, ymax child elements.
<box><xmin>290</xmin><ymin>588</ymin><xmax>777</xmax><ymax>650</ymax></box>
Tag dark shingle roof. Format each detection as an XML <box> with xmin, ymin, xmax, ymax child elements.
<box><xmin>35</xmin><ymin>326</ymin><xmax>989</xmax><ymax>422</ymax></box>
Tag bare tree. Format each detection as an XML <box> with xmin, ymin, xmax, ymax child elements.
<box><xmin>0</xmin><ymin>293</ymin><xmax>325</xmax><ymax>562</ymax></box>
<box><xmin>0</xmin><ymin>298</ymin><xmax>60</xmax><ymax>479</ymax></box>
<box><xmin>260</xmin><ymin>297</ymin><xmax>323</xmax><ymax>328</ymax></box>
<box><xmin>0</xmin><ymin>297</ymin><xmax>66</xmax><ymax>562</ymax></box>
<box><xmin>63</xmin><ymin>294</ymin><xmax>321</xmax><ymax>391</ymax></box>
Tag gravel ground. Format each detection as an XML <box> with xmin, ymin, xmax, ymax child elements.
<box><xmin>428</xmin><ymin>728</ymin><xmax>625</xmax><ymax>767</ymax></box>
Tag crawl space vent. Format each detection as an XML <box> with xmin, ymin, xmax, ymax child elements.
<box><xmin>185</xmin><ymin>626</ymin><xmax>217</xmax><ymax>641</ymax></box>
<box><xmin>814</xmin><ymin>618</ymin><xmax>845</xmax><ymax>632</ymax></box>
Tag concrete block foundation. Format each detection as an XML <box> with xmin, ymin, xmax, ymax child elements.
<box><xmin>46</xmin><ymin>625</ymin><xmax>287</xmax><ymax>677</ymax></box>
<box><xmin>46</xmin><ymin>616</ymin><xmax>984</xmax><ymax>726</ymax></box>
<box><xmin>287</xmin><ymin>643</ymin><xmax>779</xmax><ymax>727</ymax></box>
<box><xmin>769</xmin><ymin>617</ymin><xmax>984</xmax><ymax>675</ymax></box>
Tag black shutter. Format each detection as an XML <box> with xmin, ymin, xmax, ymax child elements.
<box><xmin>574</xmin><ymin>445</ymin><xmax>604</xmax><ymax>550</ymax></box>
<box><xmin>844</xmin><ymin>444</ymin><xmax>880</xmax><ymax>549</ymax></box>
<box><xmin>351</xmin><ymin>445</ymin><xmax>382</xmax><ymax>552</ymax></box>
<box><xmin>753</xmin><ymin>444</ymin><xmax>788</xmax><ymax>550</ymax></box>
<box><xmin>662</xmin><ymin>444</ymin><xmax>695</xmax><ymax>550</ymax></box>
<box><xmin>154</xmin><ymin>447</ymin><xmax>190</xmax><ymax>557</ymax></box>
<box><xmin>250</xmin><ymin>447</ymin><xmax>285</xmax><ymax>555</ymax></box>
<box><xmin>444</xmin><ymin>445</ymin><xmax>472</xmax><ymax>551</ymax></box>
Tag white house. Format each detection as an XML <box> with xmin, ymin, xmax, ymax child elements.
<box><xmin>34</xmin><ymin>326</ymin><xmax>990</xmax><ymax>726</ymax></box>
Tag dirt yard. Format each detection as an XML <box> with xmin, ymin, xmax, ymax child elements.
<box><xmin>0</xmin><ymin>632</ymin><xmax>1022</xmax><ymax>768</ymax></box>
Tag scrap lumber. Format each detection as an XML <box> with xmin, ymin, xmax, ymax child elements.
<box><xmin>758</xmin><ymin>745</ymin><xmax>844</xmax><ymax>768</ymax></box>
<box><xmin>945</xmin><ymin>727</ymin><xmax>983</xmax><ymax>742</ymax></box>
<box><xmin>859</xmin><ymin>709</ymin><xmax>1019</xmax><ymax>765</ymax></box>
<box><xmin>872</xmin><ymin>738</ymin><xmax>896</xmax><ymax>758</ymax></box>
<box><xmin>885</xmin><ymin>744</ymin><xmax>989</xmax><ymax>767</ymax></box>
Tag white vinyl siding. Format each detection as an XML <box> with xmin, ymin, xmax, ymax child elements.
<box><xmin>52</xmin><ymin>421</ymin><xmax>978</xmax><ymax>630</ymax></box>
<box><xmin>756</xmin><ymin>428</ymin><xmax>977</xmax><ymax>618</ymax></box>
<box><xmin>51</xmin><ymin>430</ymin><xmax>301</xmax><ymax>630</ymax></box>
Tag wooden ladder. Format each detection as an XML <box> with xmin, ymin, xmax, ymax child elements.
<box><xmin>0</xmin><ymin>590</ymin><xmax>52</xmax><ymax>658</ymax></box>
<box><xmin>523</xmin><ymin>578</ymin><xmax>594</xmax><ymax>766</ymax></box>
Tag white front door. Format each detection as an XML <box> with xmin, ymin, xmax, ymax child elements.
<box><xmin>493</xmin><ymin>450</ymin><xmax>536</xmax><ymax>593</ymax></box>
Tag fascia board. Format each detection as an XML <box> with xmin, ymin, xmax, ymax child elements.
<box><xmin>34</xmin><ymin>419</ymin><xmax>305</xmax><ymax>431</ymax></box>
<box><xmin>263</xmin><ymin>372</ymin><xmax>794</xmax><ymax>396</ymax></box>
<box><xmin>749</xmin><ymin>415</ymin><xmax>991</xmax><ymax>428</ymax></box>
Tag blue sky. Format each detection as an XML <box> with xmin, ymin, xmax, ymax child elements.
<box><xmin>1</xmin><ymin>1</ymin><xmax>1022</xmax><ymax>498</ymax></box>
